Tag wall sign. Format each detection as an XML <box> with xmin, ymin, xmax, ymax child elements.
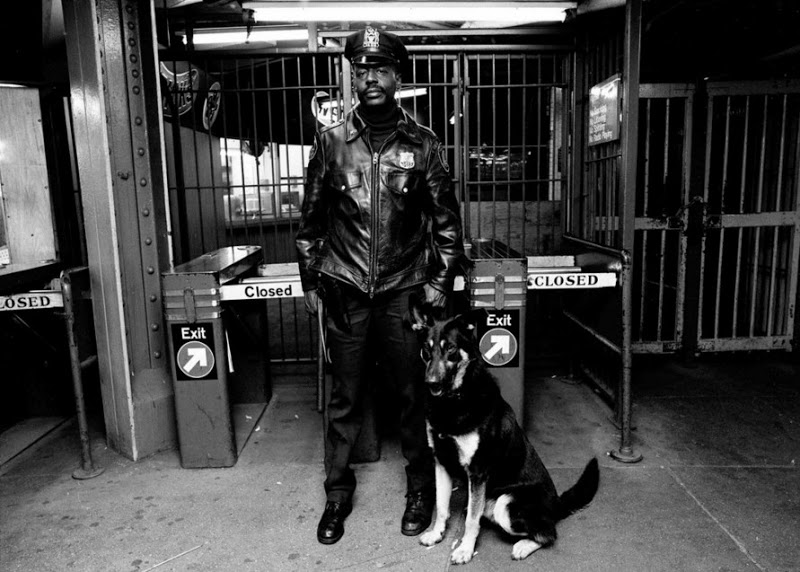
<box><xmin>476</xmin><ymin>309</ymin><xmax>520</xmax><ymax>368</ymax></box>
<box><xmin>0</xmin><ymin>291</ymin><xmax>63</xmax><ymax>312</ymax></box>
<box><xmin>220</xmin><ymin>281</ymin><xmax>301</xmax><ymax>301</ymax></box>
<box><xmin>173</xmin><ymin>323</ymin><xmax>217</xmax><ymax>380</ymax></box>
<box><xmin>527</xmin><ymin>272</ymin><xmax>617</xmax><ymax>289</ymax></box>
<box><xmin>588</xmin><ymin>74</ymin><xmax>621</xmax><ymax>146</ymax></box>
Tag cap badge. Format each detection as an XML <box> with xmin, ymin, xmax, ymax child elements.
<box><xmin>399</xmin><ymin>152</ymin><xmax>415</xmax><ymax>169</ymax></box>
<box><xmin>363</xmin><ymin>26</ymin><xmax>380</xmax><ymax>50</ymax></box>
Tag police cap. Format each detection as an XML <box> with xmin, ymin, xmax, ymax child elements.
<box><xmin>344</xmin><ymin>26</ymin><xmax>408</xmax><ymax>68</ymax></box>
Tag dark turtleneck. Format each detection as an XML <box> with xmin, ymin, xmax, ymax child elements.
<box><xmin>359</xmin><ymin>102</ymin><xmax>401</xmax><ymax>152</ymax></box>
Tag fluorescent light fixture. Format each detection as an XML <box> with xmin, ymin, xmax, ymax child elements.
<box><xmin>397</xmin><ymin>87</ymin><xmax>428</xmax><ymax>99</ymax></box>
<box><xmin>242</xmin><ymin>2</ymin><xmax>573</xmax><ymax>23</ymax></box>
<box><xmin>183</xmin><ymin>27</ymin><xmax>309</xmax><ymax>45</ymax></box>
<box><xmin>316</xmin><ymin>87</ymin><xmax>427</xmax><ymax>113</ymax></box>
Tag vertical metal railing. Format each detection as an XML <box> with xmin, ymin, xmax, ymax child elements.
<box><xmin>462</xmin><ymin>51</ymin><xmax>569</xmax><ymax>255</ymax></box>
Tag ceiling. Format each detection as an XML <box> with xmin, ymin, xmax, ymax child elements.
<box><xmin>1</xmin><ymin>0</ymin><xmax>799</xmax><ymax>86</ymax></box>
<box><xmin>158</xmin><ymin>0</ymin><xmax>800</xmax><ymax>80</ymax></box>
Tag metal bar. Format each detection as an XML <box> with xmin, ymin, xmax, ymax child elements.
<box><xmin>712</xmin><ymin>96</ymin><xmax>733</xmax><ymax>339</ymax></box>
<box><xmin>697</xmin><ymin>94</ymin><xmax>715</xmax><ymax>343</ymax></box>
<box><xmin>765</xmin><ymin>95</ymin><xmax>789</xmax><ymax>335</ymax></box>
<box><xmin>277</xmin><ymin>57</ymin><xmax>299</xmax><ymax>360</ymax></box>
<box><xmin>264</xmin><ymin>58</ymin><xmax>281</xmax><ymax>263</ymax></box>
<box><xmin>290</xmin><ymin>58</ymin><xmax>305</xmax><ymax>358</ymax></box>
<box><xmin>506</xmin><ymin>55</ymin><xmax>512</xmax><ymax>248</ymax></box>
<box><xmin>697</xmin><ymin>336</ymin><xmax>793</xmax><ymax>352</ymax></box>
<box><xmin>491</xmin><ymin>54</ymin><xmax>497</xmax><ymax>242</ymax></box>
<box><xmin>706</xmin><ymin>79</ymin><xmax>800</xmax><ymax>96</ymax></box>
<box><xmin>639</xmin><ymin>83</ymin><xmax>696</xmax><ymax>99</ymax></box>
<box><xmin>732</xmin><ymin>96</ymin><xmax>751</xmax><ymax>336</ymax></box>
<box><xmin>585</xmin><ymin>152</ymin><xmax>623</xmax><ymax>163</ymax></box>
<box><xmin>656</xmin><ymin>229</ymin><xmax>666</xmax><ymax>341</ymax></box>
<box><xmin>636</xmin><ymin>98</ymin><xmax>648</xmax><ymax>339</ymax></box>
<box><xmin>788</xmin><ymin>98</ymin><xmax>800</xmax><ymax>345</ymax></box>
<box><xmin>454</xmin><ymin>54</ymin><xmax>467</xmax><ymax>239</ymax></box>
<box><xmin>562</xmin><ymin>310</ymin><xmax>621</xmax><ymax>354</ymax></box>
<box><xmin>474</xmin><ymin>55</ymin><xmax>482</xmax><ymax>238</ymax></box>
<box><xmin>521</xmin><ymin>55</ymin><xmax>528</xmax><ymax>250</ymax></box>
<box><xmin>748</xmin><ymin>96</ymin><xmax>769</xmax><ymax>337</ymax></box>
<box><xmin>612</xmin><ymin>0</ymin><xmax>643</xmax><ymax>463</ymax></box>
<box><xmin>249</xmin><ymin>60</ymin><xmax>266</xmax><ymax>243</ymax></box>
<box><xmin>61</xmin><ymin>268</ymin><xmax>104</xmax><ymax>480</ymax></box>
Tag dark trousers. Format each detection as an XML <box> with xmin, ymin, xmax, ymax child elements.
<box><xmin>323</xmin><ymin>286</ymin><xmax>433</xmax><ymax>503</ymax></box>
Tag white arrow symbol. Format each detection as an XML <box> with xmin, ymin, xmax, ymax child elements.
<box><xmin>184</xmin><ymin>347</ymin><xmax>208</xmax><ymax>371</ymax></box>
<box><xmin>484</xmin><ymin>335</ymin><xmax>510</xmax><ymax>360</ymax></box>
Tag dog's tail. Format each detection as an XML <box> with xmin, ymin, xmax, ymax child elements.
<box><xmin>556</xmin><ymin>457</ymin><xmax>599</xmax><ymax>520</ymax></box>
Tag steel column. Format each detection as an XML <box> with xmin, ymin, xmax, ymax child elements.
<box><xmin>63</xmin><ymin>0</ymin><xmax>174</xmax><ymax>460</ymax></box>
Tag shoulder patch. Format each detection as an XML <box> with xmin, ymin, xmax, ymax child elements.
<box><xmin>437</xmin><ymin>143</ymin><xmax>450</xmax><ymax>173</ymax></box>
<box><xmin>308</xmin><ymin>137</ymin><xmax>318</xmax><ymax>162</ymax></box>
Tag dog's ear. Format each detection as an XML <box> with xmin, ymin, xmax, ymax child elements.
<box><xmin>453</xmin><ymin>308</ymin><xmax>487</xmax><ymax>333</ymax></box>
<box><xmin>406</xmin><ymin>290</ymin><xmax>434</xmax><ymax>331</ymax></box>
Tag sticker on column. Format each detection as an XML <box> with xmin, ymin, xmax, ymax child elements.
<box><xmin>477</xmin><ymin>310</ymin><xmax>520</xmax><ymax>368</ymax></box>
<box><xmin>173</xmin><ymin>323</ymin><xmax>217</xmax><ymax>380</ymax></box>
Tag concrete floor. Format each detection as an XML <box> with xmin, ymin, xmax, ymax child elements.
<box><xmin>1</xmin><ymin>353</ymin><xmax>799</xmax><ymax>572</ymax></box>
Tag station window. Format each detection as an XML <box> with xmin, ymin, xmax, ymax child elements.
<box><xmin>220</xmin><ymin>139</ymin><xmax>309</xmax><ymax>225</ymax></box>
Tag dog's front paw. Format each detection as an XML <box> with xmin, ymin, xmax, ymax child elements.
<box><xmin>450</xmin><ymin>540</ymin><xmax>476</xmax><ymax>565</ymax></box>
<box><xmin>511</xmin><ymin>539</ymin><xmax>542</xmax><ymax>560</ymax></box>
<box><xmin>419</xmin><ymin>528</ymin><xmax>443</xmax><ymax>546</ymax></box>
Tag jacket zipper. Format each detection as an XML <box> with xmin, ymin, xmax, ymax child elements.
<box><xmin>368</xmin><ymin>151</ymin><xmax>379</xmax><ymax>297</ymax></box>
<box><xmin>367</xmin><ymin>132</ymin><xmax>398</xmax><ymax>298</ymax></box>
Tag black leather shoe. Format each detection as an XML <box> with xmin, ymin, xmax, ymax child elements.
<box><xmin>317</xmin><ymin>501</ymin><xmax>352</xmax><ymax>545</ymax></box>
<box><xmin>401</xmin><ymin>491</ymin><xmax>433</xmax><ymax>536</ymax></box>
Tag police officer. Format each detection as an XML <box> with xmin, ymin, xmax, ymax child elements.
<box><xmin>296</xmin><ymin>26</ymin><xmax>464</xmax><ymax>545</ymax></box>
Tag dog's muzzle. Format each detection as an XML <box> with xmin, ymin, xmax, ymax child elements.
<box><xmin>425</xmin><ymin>379</ymin><xmax>444</xmax><ymax>397</ymax></box>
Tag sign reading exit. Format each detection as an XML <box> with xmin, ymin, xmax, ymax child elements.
<box><xmin>172</xmin><ymin>323</ymin><xmax>217</xmax><ymax>380</ymax></box>
<box><xmin>477</xmin><ymin>309</ymin><xmax>520</xmax><ymax>368</ymax></box>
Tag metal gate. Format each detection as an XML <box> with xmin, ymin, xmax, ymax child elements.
<box><xmin>632</xmin><ymin>84</ymin><xmax>695</xmax><ymax>352</ymax></box>
<box><xmin>699</xmin><ymin>81</ymin><xmax>800</xmax><ymax>352</ymax></box>
<box><xmin>632</xmin><ymin>80</ymin><xmax>800</xmax><ymax>353</ymax></box>
<box><xmin>461</xmin><ymin>52</ymin><xmax>569</xmax><ymax>254</ymax></box>
<box><xmin>160</xmin><ymin>48</ymin><xmax>568</xmax><ymax>361</ymax></box>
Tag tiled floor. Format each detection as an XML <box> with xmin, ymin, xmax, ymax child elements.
<box><xmin>1</xmin><ymin>353</ymin><xmax>799</xmax><ymax>571</ymax></box>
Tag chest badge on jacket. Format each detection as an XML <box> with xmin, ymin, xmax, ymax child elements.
<box><xmin>399</xmin><ymin>152</ymin><xmax>415</xmax><ymax>169</ymax></box>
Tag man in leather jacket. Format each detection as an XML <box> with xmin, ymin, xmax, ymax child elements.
<box><xmin>296</xmin><ymin>27</ymin><xmax>464</xmax><ymax>545</ymax></box>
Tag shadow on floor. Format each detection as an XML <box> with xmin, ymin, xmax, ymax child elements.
<box><xmin>1</xmin><ymin>352</ymin><xmax>798</xmax><ymax>571</ymax></box>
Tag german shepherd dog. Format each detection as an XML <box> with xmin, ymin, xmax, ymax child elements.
<box><xmin>408</xmin><ymin>298</ymin><xmax>599</xmax><ymax>565</ymax></box>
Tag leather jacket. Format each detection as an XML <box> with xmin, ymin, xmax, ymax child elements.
<box><xmin>296</xmin><ymin>106</ymin><xmax>464</xmax><ymax>297</ymax></box>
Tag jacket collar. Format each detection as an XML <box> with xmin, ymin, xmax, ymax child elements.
<box><xmin>345</xmin><ymin>105</ymin><xmax>423</xmax><ymax>145</ymax></box>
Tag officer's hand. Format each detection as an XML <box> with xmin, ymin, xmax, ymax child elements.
<box><xmin>422</xmin><ymin>283</ymin><xmax>447</xmax><ymax>308</ymax></box>
<box><xmin>304</xmin><ymin>289</ymin><xmax>320</xmax><ymax>316</ymax></box>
